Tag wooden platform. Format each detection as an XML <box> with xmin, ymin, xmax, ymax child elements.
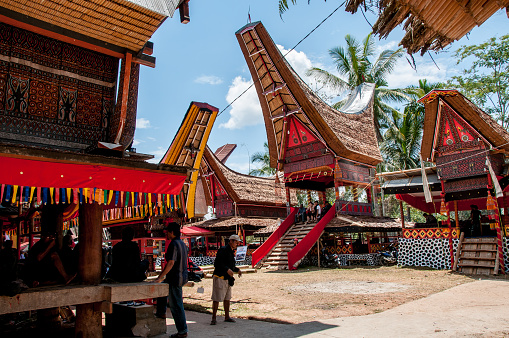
<box><xmin>0</xmin><ymin>282</ymin><xmax>168</xmax><ymax>315</ymax></box>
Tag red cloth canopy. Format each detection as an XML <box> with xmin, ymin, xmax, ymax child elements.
<box><xmin>181</xmin><ymin>226</ymin><xmax>214</xmax><ymax>237</ymax></box>
<box><xmin>0</xmin><ymin>155</ymin><xmax>186</xmax><ymax>195</ymax></box>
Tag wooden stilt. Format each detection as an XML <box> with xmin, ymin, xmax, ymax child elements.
<box><xmin>317</xmin><ymin>238</ymin><xmax>320</xmax><ymax>268</ymax></box>
<box><xmin>399</xmin><ymin>200</ymin><xmax>405</xmax><ymax>228</ymax></box>
<box><xmin>75</xmin><ymin>202</ymin><xmax>103</xmax><ymax>338</ymax></box>
<box><xmin>454</xmin><ymin>201</ymin><xmax>459</xmax><ymax>229</ymax></box>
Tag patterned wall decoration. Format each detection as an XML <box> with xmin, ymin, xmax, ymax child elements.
<box><xmin>402</xmin><ymin>227</ymin><xmax>459</xmax><ymax>240</ymax></box>
<box><xmin>237</xmin><ymin>205</ymin><xmax>287</xmax><ymax>218</ymax></box>
<box><xmin>0</xmin><ymin>22</ymin><xmax>119</xmax><ymax>150</ymax></box>
<box><xmin>503</xmin><ymin>237</ymin><xmax>509</xmax><ymax>273</ymax></box>
<box><xmin>335</xmin><ymin>200</ymin><xmax>372</xmax><ymax>216</ymax></box>
<box><xmin>398</xmin><ymin>238</ymin><xmax>459</xmax><ymax>270</ymax></box>
<box><xmin>444</xmin><ymin>176</ymin><xmax>488</xmax><ymax>193</ymax></box>
<box><xmin>336</xmin><ymin>159</ymin><xmax>372</xmax><ymax>184</ymax></box>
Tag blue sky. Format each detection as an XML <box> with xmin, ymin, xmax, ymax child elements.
<box><xmin>133</xmin><ymin>0</ymin><xmax>508</xmax><ymax>174</ymax></box>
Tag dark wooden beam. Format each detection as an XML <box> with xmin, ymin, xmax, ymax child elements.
<box><xmin>142</xmin><ymin>41</ymin><xmax>154</xmax><ymax>56</ymax></box>
<box><xmin>179</xmin><ymin>0</ymin><xmax>190</xmax><ymax>24</ymax></box>
<box><xmin>133</xmin><ymin>54</ymin><xmax>156</xmax><ymax>68</ymax></box>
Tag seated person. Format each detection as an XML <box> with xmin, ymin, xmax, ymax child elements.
<box><xmin>306</xmin><ymin>202</ymin><xmax>315</xmax><ymax>222</ymax></box>
<box><xmin>314</xmin><ymin>201</ymin><xmax>321</xmax><ymax>220</ymax></box>
<box><xmin>295</xmin><ymin>204</ymin><xmax>306</xmax><ymax>223</ymax></box>
<box><xmin>106</xmin><ymin>227</ymin><xmax>148</xmax><ymax>282</ymax></box>
<box><xmin>423</xmin><ymin>213</ymin><xmax>438</xmax><ymax>225</ymax></box>
<box><xmin>322</xmin><ymin>201</ymin><xmax>332</xmax><ymax>216</ymax></box>
<box><xmin>23</xmin><ymin>231</ymin><xmax>76</xmax><ymax>287</ymax></box>
<box><xmin>59</xmin><ymin>232</ymin><xmax>78</xmax><ymax>276</ymax></box>
<box><xmin>0</xmin><ymin>240</ymin><xmax>18</xmax><ymax>295</ymax></box>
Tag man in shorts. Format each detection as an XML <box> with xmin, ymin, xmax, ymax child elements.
<box><xmin>210</xmin><ymin>234</ymin><xmax>242</xmax><ymax>325</ymax></box>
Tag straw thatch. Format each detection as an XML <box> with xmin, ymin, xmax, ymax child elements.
<box><xmin>235</xmin><ymin>22</ymin><xmax>382</xmax><ymax>168</ymax></box>
<box><xmin>326</xmin><ymin>214</ymin><xmax>402</xmax><ymax>232</ymax></box>
<box><xmin>191</xmin><ymin>216</ymin><xmax>279</xmax><ymax>231</ymax></box>
<box><xmin>420</xmin><ymin>90</ymin><xmax>509</xmax><ymax>161</ymax></box>
<box><xmin>204</xmin><ymin>146</ymin><xmax>291</xmax><ymax>205</ymax></box>
<box><xmin>345</xmin><ymin>0</ymin><xmax>509</xmax><ymax>55</ymax></box>
<box><xmin>0</xmin><ymin>0</ymin><xmax>181</xmax><ymax>52</ymax></box>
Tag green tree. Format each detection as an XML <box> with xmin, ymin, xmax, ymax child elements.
<box><xmin>307</xmin><ymin>33</ymin><xmax>410</xmax><ymax>139</ymax></box>
<box><xmin>450</xmin><ymin>35</ymin><xmax>509</xmax><ymax>129</ymax></box>
<box><xmin>249</xmin><ymin>142</ymin><xmax>276</xmax><ymax>176</ymax></box>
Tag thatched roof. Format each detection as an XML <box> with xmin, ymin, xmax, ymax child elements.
<box><xmin>419</xmin><ymin>90</ymin><xmax>509</xmax><ymax>161</ymax></box>
<box><xmin>0</xmin><ymin>0</ymin><xmax>184</xmax><ymax>53</ymax></box>
<box><xmin>345</xmin><ymin>0</ymin><xmax>509</xmax><ymax>55</ymax></box>
<box><xmin>191</xmin><ymin>216</ymin><xmax>279</xmax><ymax>231</ymax></box>
<box><xmin>326</xmin><ymin>215</ymin><xmax>402</xmax><ymax>232</ymax></box>
<box><xmin>203</xmin><ymin>146</ymin><xmax>289</xmax><ymax>205</ymax></box>
<box><xmin>235</xmin><ymin>22</ymin><xmax>382</xmax><ymax>168</ymax></box>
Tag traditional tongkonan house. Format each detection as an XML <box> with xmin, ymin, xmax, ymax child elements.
<box><xmin>236</xmin><ymin>22</ymin><xmax>401</xmax><ymax>270</ymax></box>
<box><xmin>189</xmin><ymin>145</ymin><xmax>290</xmax><ymax>266</ymax></box>
<box><xmin>380</xmin><ymin>90</ymin><xmax>509</xmax><ymax>275</ymax></box>
<box><xmin>0</xmin><ymin>1</ymin><xmax>192</xmax><ymax>336</ymax></box>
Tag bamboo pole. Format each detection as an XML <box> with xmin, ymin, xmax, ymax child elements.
<box><xmin>399</xmin><ymin>200</ymin><xmax>405</xmax><ymax>229</ymax></box>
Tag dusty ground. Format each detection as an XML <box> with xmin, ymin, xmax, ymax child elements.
<box><xmin>183</xmin><ymin>265</ymin><xmax>479</xmax><ymax>324</ymax></box>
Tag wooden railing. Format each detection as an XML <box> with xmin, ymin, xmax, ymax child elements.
<box><xmin>287</xmin><ymin>205</ymin><xmax>336</xmax><ymax>270</ymax></box>
<box><xmin>251</xmin><ymin>207</ymin><xmax>297</xmax><ymax>267</ymax></box>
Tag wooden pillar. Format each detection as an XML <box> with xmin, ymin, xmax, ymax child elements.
<box><xmin>75</xmin><ymin>202</ymin><xmax>103</xmax><ymax>338</ymax></box>
<box><xmin>242</xmin><ymin>228</ymin><xmax>246</xmax><ymax>246</ymax></box>
<box><xmin>399</xmin><ymin>200</ymin><xmax>405</xmax><ymax>229</ymax></box>
<box><xmin>320</xmin><ymin>191</ymin><xmax>326</xmax><ymax>205</ymax></box>
<box><xmin>353</xmin><ymin>186</ymin><xmax>358</xmax><ymax>202</ymax></box>
<box><xmin>334</xmin><ymin>179</ymin><xmax>340</xmax><ymax>201</ymax></box>
<box><xmin>317</xmin><ymin>238</ymin><xmax>320</xmax><ymax>268</ymax></box>
<box><xmin>210</xmin><ymin>176</ymin><xmax>215</xmax><ymax>211</ymax></box>
<box><xmin>16</xmin><ymin>220</ymin><xmax>21</xmax><ymax>259</ymax></box>
<box><xmin>454</xmin><ymin>201</ymin><xmax>459</xmax><ymax>229</ymax></box>
<box><xmin>205</xmin><ymin>236</ymin><xmax>209</xmax><ymax>256</ymax></box>
<box><xmin>306</xmin><ymin>190</ymin><xmax>312</xmax><ymax>205</ymax></box>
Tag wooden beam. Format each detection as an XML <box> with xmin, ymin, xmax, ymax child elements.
<box><xmin>142</xmin><ymin>41</ymin><xmax>154</xmax><ymax>56</ymax></box>
<box><xmin>133</xmin><ymin>54</ymin><xmax>156</xmax><ymax>68</ymax></box>
<box><xmin>114</xmin><ymin>53</ymin><xmax>132</xmax><ymax>144</ymax></box>
<box><xmin>179</xmin><ymin>0</ymin><xmax>190</xmax><ymax>24</ymax></box>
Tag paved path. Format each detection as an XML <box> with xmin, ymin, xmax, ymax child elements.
<box><xmin>156</xmin><ymin>280</ymin><xmax>509</xmax><ymax>337</ymax></box>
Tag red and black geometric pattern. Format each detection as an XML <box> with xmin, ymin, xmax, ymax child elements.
<box><xmin>0</xmin><ymin>22</ymin><xmax>119</xmax><ymax>150</ymax></box>
<box><xmin>402</xmin><ymin>228</ymin><xmax>459</xmax><ymax>239</ymax></box>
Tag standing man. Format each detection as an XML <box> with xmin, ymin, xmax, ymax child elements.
<box><xmin>210</xmin><ymin>234</ymin><xmax>242</xmax><ymax>325</ymax></box>
<box><xmin>155</xmin><ymin>222</ymin><xmax>188</xmax><ymax>338</ymax></box>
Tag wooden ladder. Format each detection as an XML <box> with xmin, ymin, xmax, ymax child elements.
<box><xmin>453</xmin><ymin>233</ymin><xmax>500</xmax><ymax>275</ymax></box>
<box><xmin>261</xmin><ymin>222</ymin><xmax>316</xmax><ymax>270</ymax></box>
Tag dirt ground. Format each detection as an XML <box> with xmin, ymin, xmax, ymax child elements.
<box><xmin>183</xmin><ymin>266</ymin><xmax>479</xmax><ymax>324</ymax></box>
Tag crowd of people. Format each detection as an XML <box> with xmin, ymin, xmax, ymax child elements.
<box><xmin>295</xmin><ymin>200</ymin><xmax>333</xmax><ymax>224</ymax></box>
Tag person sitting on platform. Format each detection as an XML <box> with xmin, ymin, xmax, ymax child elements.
<box><xmin>23</xmin><ymin>231</ymin><xmax>76</xmax><ymax>287</ymax></box>
<box><xmin>296</xmin><ymin>204</ymin><xmax>306</xmax><ymax>223</ymax></box>
<box><xmin>315</xmin><ymin>201</ymin><xmax>321</xmax><ymax>221</ymax></box>
<box><xmin>106</xmin><ymin>226</ymin><xmax>148</xmax><ymax>283</ymax></box>
<box><xmin>0</xmin><ymin>240</ymin><xmax>19</xmax><ymax>295</ymax></box>
<box><xmin>322</xmin><ymin>201</ymin><xmax>332</xmax><ymax>216</ymax></box>
<box><xmin>423</xmin><ymin>213</ymin><xmax>438</xmax><ymax>225</ymax></box>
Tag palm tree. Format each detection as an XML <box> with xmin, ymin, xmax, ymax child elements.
<box><xmin>404</xmin><ymin>79</ymin><xmax>445</xmax><ymax>124</ymax></box>
<box><xmin>380</xmin><ymin>109</ymin><xmax>422</xmax><ymax>171</ymax></box>
<box><xmin>249</xmin><ymin>142</ymin><xmax>276</xmax><ymax>176</ymax></box>
<box><xmin>307</xmin><ymin>33</ymin><xmax>410</xmax><ymax>139</ymax></box>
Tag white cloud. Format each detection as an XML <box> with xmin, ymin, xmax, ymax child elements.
<box><xmin>194</xmin><ymin>75</ymin><xmax>223</xmax><ymax>85</ymax></box>
<box><xmin>386</xmin><ymin>56</ymin><xmax>449</xmax><ymax>89</ymax></box>
<box><xmin>147</xmin><ymin>136</ymin><xmax>156</xmax><ymax>141</ymax></box>
<box><xmin>220</xmin><ymin>76</ymin><xmax>262</xmax><ymax>129</ymax></box>
<box><xmin>147</xmin><ymin>147</ymin><xmax>167</xmax><ymax>164</ymax></box>
<box><xmin>132</xmin><ymin>139</ymin><xmax>141</xmax><ymax>147</ymax></box>
<box><xmin>136</xmin><ymin>118</ymin><xmax>151</xmax><ymax>129</ymax></box>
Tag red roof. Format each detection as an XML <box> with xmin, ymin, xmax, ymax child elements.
<box><xmin>181</xmin><ymin>226</ymin><xmax>214</xmax><ymax>237</ymax></box>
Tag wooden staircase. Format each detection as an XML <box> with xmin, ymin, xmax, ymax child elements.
<box><xmin>260</xmin><ymin>222</ymin><xmax>317</xmax><ymax>270</ymax></box>
<box><xmin>453</xmin><ymin>233</ymin><xmax>500</xmax><ymax>275</ymax></box>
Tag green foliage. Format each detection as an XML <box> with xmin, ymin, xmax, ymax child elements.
<box><xmin>449</xmin><ymin>35</ymin><xmax>509</xmax><ymax>129</ymax></box>
<box><xmin>307</xmin><ymin>33</ymin><xmax>410</xmax><ymax>139</ymax></box>
<box><xmin>249</xmin><ymin>142</ymin><xmax>276</xmax><ymax>176</ymax></box>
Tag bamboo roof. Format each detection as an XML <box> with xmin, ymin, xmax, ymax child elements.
<box><xmin>345</xmin><ymin>0</ymin><xmax>509</xmax><ymax>55</ymax></box>
<box><xmin>419</xmin><ymin>90</ymin><xmax>509</xmax><ymax>161</ymax></box>
<box><xmin>326</xmin><ymin>214</ymin><xmax>402</xmax><ymax>232</ymax></box>
<box><xmin>192</xmin><ymin>216</ymin><xmax>278</xmax><ymax>230</ymax></box>
<box><xmin>215</xmin><ymin>144</ymin><xmax>237</xmax><ymax>164</ymax></box>
<box><xmin>0</xmin><ymin>0</ymin><xmax>183</xmax><ymax>53</ymax></box>
<box><xmin>203</xmin><ymin>146</ymin><xmax>289</xmax><ymax>205</ymax></box>
<box><xmin>235</xmin><ymin>22</ymin><xmax>382</xmax><ymax>168</ymax></box>
<box><xmin>160</xmin><ymin>102</ymin><xmax>218</xmax><ymax>218</ymax></box>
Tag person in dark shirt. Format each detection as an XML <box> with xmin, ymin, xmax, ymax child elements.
<box><xmin>155</xmin><ymin>222</ymin><xmax>189</xmax><ymax>338</ymax></box>
<box><xmin>210</xmin><ymin>234</ymin><xmax>242</xmax><ymax>325</ymax></box>
<box><xmin>470</xmin><ymin>205</ymin><xmax>481</xmax><ymax>237</ymax></box>
<box><xmin>296</xmin><ymin>204</ymin><xmax>306</xmax><ymax>223</ymax></box>
<box><xmin>24</xmin><ymin>231</ymin><xmax>76</xmax><ymax>287</ymax></box>
<box><xmin>0</xmin><ymin>240</ymin><xmax>18</xmax><ymax>294</ymax></box>
<box><xmin>322</xmin><ymin>201</ymin><xmax>332</xmax><ymax>216</ymax></box>
<box><xmin>106</xmin><ymin>227</ymin><xmax>147</xmax><ymax>282</ymax></box>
